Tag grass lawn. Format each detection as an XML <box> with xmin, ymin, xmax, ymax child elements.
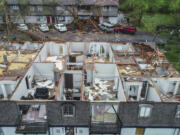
<box><xmin>138</xmin><ymin>13</ymin><xmax>176</xmax><ymax>33</ymax></box>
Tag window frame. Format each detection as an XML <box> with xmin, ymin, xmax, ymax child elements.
<box><xmin>30</xmin><ymin>6</ymin><xmax>35</xmax><ymax>12</ymax></box>
<box><xmin>37</xmin><ymin>6</ymin><xmax>43</xmax><ymax>12</ymax></box>
<box><xmin>175</xmin><ymin>105</ymin><xmax>180</xmax><ymax>118</ymax></box>
<box><xmin>139</xmin><ymin>104</ymin><xmax>153</xmax><ymax>118</ymax></box>
<box><xmin>62</xmin><ymin>103</ymin><xmax>75</xmax><ymax>117</ymax></box>
<box><xmin>11</xmin><ymin>5</ymin><xmax>19</xmax><ymax>10</ymax></box>
<box><xmin>91</xmin><ymin>103</ymin><xmax>118</xmax><ymax>123</ymax></box>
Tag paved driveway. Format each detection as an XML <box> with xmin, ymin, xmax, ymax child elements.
<box><xmin>35</xmin><ymin>30</ymin><xmax>167</xmax><ymax>43</ymax></box>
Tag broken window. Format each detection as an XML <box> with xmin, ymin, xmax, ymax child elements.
<box><xmin>62</xmin><ymin>104</ymin><xmax>75</xmax><ymax>117</ymax></box>
<box><xmin>18</xmin><ymin>103</ymin><xmax>47</xmax><ymax>123</ymax></box>
<box><xmin>91</xmin><ymin>104</ymin><xmax>118</xmax><ymax>123</ymax></box>
<box><xmin>176</xmin><ymin>105</ymin><xmax>180</xmax><ymax>118</ymax></box>
<box><xmin>139</xmin><ymin>104</ymin><xmax>153</xmax><ymax>118</ymax></box>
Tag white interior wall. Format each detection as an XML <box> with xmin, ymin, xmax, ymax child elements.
<box><xmin>1</xmin><ymin>127</ymin><xmax>23</xmax><ymax>135</ymax></box>
<box><xmin>58</xmin><ymin>75</ymin><xmax>64</xmax><ymax>100</ymax></box>
<box><xmin>76</xmin><ymin>55</ymin><xmax>84</xmax><ymax>62</ymax></box>
<box><xmin>87</xmin><ymin>42</ymin><xmax>110</xmax><ymax>56</ymax></box>
<box><xmin>21</xmin><ymin>42</ymin><xmax>42</xmax><ymax>50</ymax></box>
<box><xmin>145</xmin><ymin>128</ymin><xmax>176</xmax><ymax>135</ymax></box>
<box><xmin>11</xmin><ymin>66</ymin><xmax>34</xmax><ymax>100</ymax></box>
<box><xmin>35</xmin><ymin>43</ymin><xmax>49</xmax><ymax>62</ymax></box>
<box><xmin>70</xmin><ymin>42</ymin><xmax>84</xmax><ymax>52</ymax></box>
<box><xmin>109</xmin><ymin>47</ymin><xmax>114</xmax><ymax>62</ymax></box>
<box><xmin>5</xmin><ymin>84</ymin><xmax>16</xmax><ymax>95</ymax></box>
<box><xmin>155</xmin><ymin>78</ymin><xmax>180</xmax><ymax>95</ymax></box>
<box><xmin>73</xmin><ymin>73</ymin><xmax>82</xmax><ymax>88</ymax></box>
<box><xmin>33</xmin><ymin>63</ymin><xmax>54</xmax><ymax>80</ymax></box>
<box><xmin>121</xmin><ymin>128</ymin><xmax>136</xmax><ymax>135</ymax></box>
<box><xmin>147</xmin><ymin>87</ymin><xmax>161</xmax><ymax>101</ymax></box>
<box><xmin>50</xmin><ymin>127</ymin><xmax>65</xmax><ymax>135</ymax></box>
<box><xmin>74</xmin><ymin>127</ymin><xmax>89</xmax><ymax>135</ymax></box>
<box><xmin>43</xmin><ymin>42</ymin><xmax>67</xmax><ymax>56</ymax></box>
<box><xmin>86</xmin><ymin>69</ymin><xmax>92</xmax><ymax>83</ymax></box>
<box><xmin>115</xmin><ymin>65</ymin><xmax>126</xmax><ymax>101</ymax></box>
<box><xmin>124</xmin><ymin>81</ymin><xmax>143</xmax><ymax>101</ymax></box>
<box><xmin>93</xmin><ymin>64</ymin><xmax>116</xmax><ymax>79</ymax></box>
<box><xmin>111</xmin><ymin>43</ymin><xmax>132</xmax><ymax>51</ymax></box>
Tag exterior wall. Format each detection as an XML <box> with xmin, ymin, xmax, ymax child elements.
<box><xmin>121</xmin><ymin>128</ymin><xmax>136</xmax><ymax>135</ymax></box>
<box><xmin>1</xmin><ymin>127</ymin><xmax>180</xmax><ymax>135</ymax></box>
<box><xmin>0</xmin><ymin>16</ymin><xmax>4</xmax><ymax>23</ymax></box>
<box><xmin>144</xmin><ymin>128</ymin><xmax>177</xmax><ymax>135</ymax></box>
<box><xmin>0</xmin><ymin>127</ymin><xmax>89</xmax><ymax>135</ymax></box>
<box><xmin>6</xmin><ymin>4</ymin><xmax>119</xmax><ymax>24</ymax></box>
<box><xmin>25</xmin><ymin>16</ymin><xmax>47</xmax><ymax>23</ymax></box>
<box><xmin>99</xmin><ymin>16</ymin><xmax>119</xmax><ymax>24</ymax></box>
<box><xmin>121</xmin><ymin>128</ymin><xmax>180</xmax><ymax>135</ymax></box>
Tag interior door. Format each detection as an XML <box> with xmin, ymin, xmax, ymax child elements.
<box><xmin>66</xmin><ymin>127</ymin><xmax>74</xmax><ymax>135</ymax></box>
<box><xmin>136</xmin><ymin>128</ymin><xmax>145</xmax><ymax>135</ymax></box>
<box><xmin>65</xmin><ymin>74</ymin><xmax>73</xmax><ymax>89</ymax></box>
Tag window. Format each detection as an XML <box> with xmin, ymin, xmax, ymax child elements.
<box><xmin>176</xmin><ymin>105</ymin><xmax>180</xmax><ymax>118</ymax></box>
<box><xmin>37</xmin><ymin>6</ymin><xmax>43</xmax><ymax>12</ymax></box>
<box><xmin>57</xmin><ymin>16</ymin><xmax>65</xmax><ymax>22</ymax></box>
<box><xmin>37</xmin><ymin>16</ymin><xmax>45</xmax><ymax>22</ymax></box>
<box><xmin>78</xmin><ymin>6</ymin><xmax>90</xmax><ymax>10</ymax></box>
<box><xmin>103</xmin><ymin>6</ymin><xmax>109</xmax><ymax>11</ymax></box>
<box><xmin>62</xmin><ymin>104</ymin><xmax>75</xmax><ymax>117</ymax></box>
<box><xmin>139</xmin><ymin>104</ymin><xmax>153</xmax><ymax>118</ymax></box>
<box><xmin>30</xmin><ymin>6</ymin><xmax>35</xmax><ymax>12</ymax></box>
<box><xmin>11</xmin><ymin>5</ymin><xmax>19</xmax><ymax>10</ymax></box>
<box><xmin>56</xmin><ymin>6</ymin><xmax>63</xmax><ymax>11</ymax></box>
<box><xmin>91</xmin><ymin>104</ymin><xmax>118</xmax><ymax>123</ymax></box>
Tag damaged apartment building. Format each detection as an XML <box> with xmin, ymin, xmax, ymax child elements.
<box><xmin>0</xmin><ymin>41</ymin><xmax>180</xmax><ymax>135</ymax></box>
<box><xmin>0</xmin><ymin>0</ymin><xmax>120</xmax><ymax>24</ymax></box>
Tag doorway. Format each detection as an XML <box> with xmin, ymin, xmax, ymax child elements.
<box><xmin>65</xmin><ymin>74</ymin><xmax>73</xmax><ymax>89</ymax></box>
<box><xmin>25</xmin><ymin>76</ymin><xmax>29</xmax><ymax>89</ymax></box>
<box><xmin>66</xmin><ymin>127</ymin><xmax>74</xmax><ymax>135</ymax></box>
<box><xmin>136</xmin><ymin>128</ymin><xmax>145</xmax><ymax>135</ymax></box>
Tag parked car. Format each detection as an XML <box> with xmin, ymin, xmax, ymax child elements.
<box><xmin>114</xmin><ymin>26</ymin><xmax>136</xmax><ymax>34</ymax></box>
<box><xmin>39</xmin><ymin>24</ymin><xmax>49</xmax><ymax>32</ymax></box>
<box><xmin>98</xmin><ymin>22</ymin><xmax>114</xmax><ymax>32</ymax></box>
<box><xmin>54</xmin><ymin>24</ymin><xmax>67</xmax><ymax>32</ymax></box>
<box><xmin>17</xmin><ymin>24</ymin><xmax>28</xmax><ymax>31</ymax></box>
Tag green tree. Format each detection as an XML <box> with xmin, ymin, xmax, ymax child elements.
<box><xmin>126</xmin><ymin>0</ymin><xmax>167</xmax><ymax>26</ymax></box>
<box><xmin>169</xmin><ymin>0</ymin><xmax>180</xmax><ymax>26</ymax></box>
<box><xmin>19</xmin><ymin>0</ymin><xmax>29</xmax><ymax>23</ymax></box>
